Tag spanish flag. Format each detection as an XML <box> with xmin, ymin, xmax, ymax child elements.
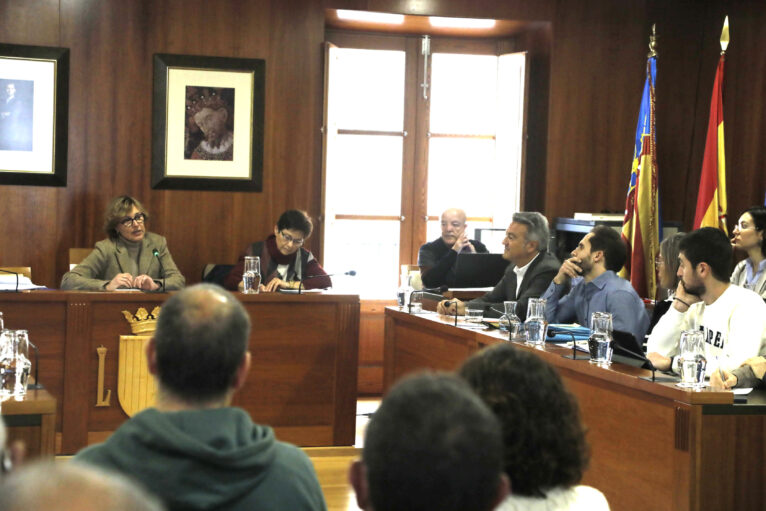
<box><xmin>620</xmin><ymin>55</ymin><xmax>660</xmax><ymax>299</ymax></box>
<box><xmin>693</xmin><ymin>53</ymin><xmax>727</xmax><ymax>233</ymax></box>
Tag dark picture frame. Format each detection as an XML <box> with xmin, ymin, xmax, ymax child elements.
<box><xmin>151</xmin><ymin>53</ymin><xmax>265</xmax><ymax>192</ymax></box>
<box><xmin>0</xmin><ymin>43</ymin><xmax>69</xmax><ymax>187</ymax></box>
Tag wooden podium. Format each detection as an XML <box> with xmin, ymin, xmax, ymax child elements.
<box><xmin>384</xmin><ymin>308</ymin><xmax>766</xmax><ymax>511</ymax></box>
<box><xmin>0</xmin><ymin>291</ymin><xmax>359</xmax><ymax>454</ymax></box>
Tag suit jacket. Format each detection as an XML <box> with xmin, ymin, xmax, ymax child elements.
<box><xmin>61</xmin><ymin>232</ymin><xmax>185</xmax><ymax>291</ymax></box>
<box><xmin>467</xmin><ymin>251</ymin><xmax>560</xmax><ymax>321</ymax></box>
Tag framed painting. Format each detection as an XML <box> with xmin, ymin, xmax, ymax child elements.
<box><xmin>151</xmin><ymin>53</ymin><xmax>265</xmax><ymax>192</ymax></box>
<box><xmin>0</xmin><ymin>43</ymin><xmax>69</xmax><ymax>187</ymax></box>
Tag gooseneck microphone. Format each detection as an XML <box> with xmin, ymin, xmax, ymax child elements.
<box><xmin>0</xmin><ymin>268</ymin><xmax>20</xmax><ymax>293</ymax></box>
<box><xmin>152</xmin><ymin>249</ymin><xmax>165</xmax><ymax>292</ymax></box>
<box><xmin>298</xmin><ymin>270</ymin><xmax>356</xmax><ymax>294</ymax></box>
<box><xmin>27</xmin><ymin>340</ymin><xmax>43</xmax><ymax>390</ymax></box>
<box><xmin>490</xmin><ymin>307</ymin><xmax>514</xmax><ymax>341</ymax></box>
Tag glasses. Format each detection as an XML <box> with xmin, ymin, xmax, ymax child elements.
<box><xmin>119</xmin><ymin>213</ymin><xmax>146</xmax><ymax>227</ymax></box>
<box><xmin>279</xmin><ymin>230</ymin><xmax>304</xmax><ymax>246</ymax></box>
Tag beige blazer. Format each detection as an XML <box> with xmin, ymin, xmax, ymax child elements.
<box><xmin>60</xmin><ymin>232</ymin><xmax>185</xmax><ymax>291</ymax></box>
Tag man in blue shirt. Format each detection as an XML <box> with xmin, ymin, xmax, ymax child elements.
<box><xmin>541</xmin><ymin>225</ymin><xmax>649</xmax><ymax>343</ymax></box>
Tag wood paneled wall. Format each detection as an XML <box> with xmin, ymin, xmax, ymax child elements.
<box><xmin>1</xmin><ymin>0</ymin><xmax>766</xmax><ymax>290</ymax></box>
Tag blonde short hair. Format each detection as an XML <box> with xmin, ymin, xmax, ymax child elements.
<box><xmin>103</xmin><ymin>196</ymin><xmax>149</xmax><ymax>239</ymax></box>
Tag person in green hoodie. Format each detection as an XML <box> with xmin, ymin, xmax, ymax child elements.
<box><xmin>73</xmin><ymin>284</ymin><xmax>327</xmax><ymax>511</ymax></box>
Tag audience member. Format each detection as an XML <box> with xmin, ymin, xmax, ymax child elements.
<box><xmin>349</xmin><ymin>372</ymin><xmax>508</xmax><ymax>511</ymax></box>
<box><xmin>74</xmin><ymin>284</ymin><xmax>327</xmax><ymax>511</ymax></box>
<box><xmin>225</xmin><ymin>209</ymin><xmax>330</xmax><ymax>292</ymax></box>
<box><xmin>61</xmin><ymin>195</ymin><xmax>185</xmax><ymax>291</ymax></box>
<box><xmin>541</xmin><ymin>225</ymin><xmax>649</xmax><ymax>343</ymax></box>
<box><xmin>647</xmin><ymin>228</ymin><xmax>766</xmax><ymax>376</ymax></box>
<box><xmin>730</xmin><ymin>206</ymin><xmax>766</xmax><ymax>297</ymax></box>
<box><xmin>460</xmin><ymin>344</ymin><xmax>609</xmax><ymax>511</ymax></box>
<box><xmin>418</xmin><ymin>208</ymin><xmax>488</xmax><ymax>288</ymax></box>
<box><xmin>0</xmin><ymin>462</ymin><xmax>164</xmax><ymax>511</ymax></box>
<box><xmin>438</xmin><ymin>212</ymin><xmax>559</xmax><ymax>320</ymax></box>
<box><xmin>648</xmin><ymin>232</ymin><xmax>685</xmax><ymax>333</ymax></box>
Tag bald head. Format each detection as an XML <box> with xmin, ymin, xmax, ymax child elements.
<box><xmin>440</xmin><ymin>209</ymin><xmax>468</xmax><ymax>246</ymax></box>
<box><xmin>0</xmin><ymin>462</ymin><xmax>164</xmax><ymax>511</ymax></box>
<box><xmin>153</xmin><ymin>284</ymin><xmax>251</xmax><ymax>403</ymax></box>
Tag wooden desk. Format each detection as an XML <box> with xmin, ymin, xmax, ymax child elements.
<box><xmin>2</xmin><ymin>388</ymin><xmax>56</xmax><ymax>458</ymax></box>
<box><xmin>384</xmin><ymin>308</ymin><xmax>766</xmax><ymax>511</ymax></box>
<box><xmin>0</xmin><ymin>291</ymin><xmax>359</xmax><ymax>454</ymax></box>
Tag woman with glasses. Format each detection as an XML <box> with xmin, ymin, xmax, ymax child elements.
<box><xmin>730</xmin><ymin>206</ymin><xmax>766</xmax><ymax>298</ymax></box>
<box><xmin>224</xmin><ymin>209</ymin><xmax>331</xmax><ymax>292</ymax></box>
<box><xmin>61</xmin><ymin>196</ymin><xmax>185</xmax><ymax>291</ymax></box>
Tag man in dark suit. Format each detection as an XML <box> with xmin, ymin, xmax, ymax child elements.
<box><xmin>437</xmin><ymin>212</ymin><xmax>560</xmax><ymax>320</ymax></box>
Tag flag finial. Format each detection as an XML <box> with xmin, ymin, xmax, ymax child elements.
<box><xmin>720</xmin><ymin>16</ymin><xmax>729</xmax><ymax>54</ymax></box>
<box><xmin>648</xmin><ymin>24</ymin><xmax>658</xmax><ymax>58</ymax></box>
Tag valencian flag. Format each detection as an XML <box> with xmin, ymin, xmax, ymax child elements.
<box><xmin>693</xmin><ymin>17</ymin><xmax>729</xmax><ymax>234</ymax></box>
<box><xmin>620</xmin><ymin>30</ymin><xmax>660</xmax><ymax>300</ymax></box>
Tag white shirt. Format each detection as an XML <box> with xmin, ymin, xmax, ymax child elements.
<box><xmin>646</xmin><ymin>284</ymin><xmax>766</xmax><ymax>375</ymax></box>
<box><xmin>513</xmin><ymin>253</ymin><xmax>540</xmax><ymax>297</ymax></box>
<box><xmin>497</xmin><ymin>485</ymin><xmax>610</xmax><ymax>511</ymax></box>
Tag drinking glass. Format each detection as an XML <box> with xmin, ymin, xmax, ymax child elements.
<box><xmin>397</xmin><ymin>273</ymin><xmax>412</xmax><ymax>309</ymax></box>
<box><xmin>14</xmin><ymin>330</ymin><xmax>31</xmax><ymax>396</ymax></box>
<box><xmin>588</xmin><ymin>312</ymin><xmax>613</xmax><ymax>365</ymax></box>
<box><xmin>0</xmin><ymin>311</ymin><xmax>4</xmax><ymax>330</ymax></box>
<box><xmin>242</xmin><ymin>256</ymin><xmax>261</xmax><ymax>294</ymax></box>
<box><xmin>465</xmin><ymin>308</ymin><xmax>483</xmax><ymax>324</ymax></box>
<box><xmin>524</xmin><ymin>298</ymin><xmax>547</xmax><ymax>346</ymax></box>
<box><xmin>501</xmin><ymin>301</ymin><xmax>522</xmax><ymax>341</ymax></box>
<box><xmin>677</xmin><ymin>330</ymin><xmax>707</xmax><ymax>389</ymax></box>
<box><xmin>409</xmin><ymin>291</ymin><xmax>423</xmax><ymax>313</ymax></box>
<box><xmin>0</xmin><ymin>330</ymin><xmax>17</xmax><ymax>396</ymax></box>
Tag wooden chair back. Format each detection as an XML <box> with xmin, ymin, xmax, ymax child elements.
<box><xmin>0</xmin><ymin>266</ymin><xmax>32</xmax><ymax>279</ymax></box>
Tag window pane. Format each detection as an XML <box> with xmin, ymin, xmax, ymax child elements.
<box><xmin>325</xmin><ymin>135</ymin><xmax>403</xmax><ymax>215</ymax></box>
<box><xmin>323</xmin><ymin>219</ymin><xmax>400</xmax><ymax>299</ymax></box>
<box><xmin>332</xmin><ymin>48</ymin><xmax>405</xmax><ymax>131</ymax></box>
<box><xmin>429</xmin><ymin>53</ymin><xmax>498</xmax><ymax>135</ymax></box>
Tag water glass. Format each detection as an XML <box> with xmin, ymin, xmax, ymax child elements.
<box><xmin>588</xmin><ymin>312</ymin><xmax>613</xmax><ymax>364</ymax></box>
<box><xmin>465</xmin><ymin>308</ymin><xmax>483</xmax><ymax>324</ymax></box>
<box><xmin>14</xmin><ymin>330</ymin><xmax>31</xmax><ymax>396</ymax></box>
<box><xmin>397</xmin><ymin>273</ymin><xmax>412</xmax><ymax>309</ymax></box>
<box><xmin>0</xmin><ymin>311</ymin><xmax>4</xmax><ymax>330</ymax></box>
<box><xmin>524</xmin><ymin>316</ymin><xmax>548</xmax><ymax>346</ymax></box>
<box><xmin>677</xmin><ymin>330</ymin><xmax>707</xmax><ymax>389</ymax></box>
<box><xmin>0</xmin><ymin>330</ymin><xmax>17</xmax><ymax>396</ymax></box>
<box><xmin>526</xmin><ymin>298</ymin><xmax>546</xmax><ymax>320</ymax></box>
<box><xmin>501</xmin><ymin>301</ymin><xmax>523</xmax><ymax>340</ymax></box>
<box><xmin>409</xmin><ymin>291</ymin><xmax>423</xmax><ymax>313</ymax></box>
<box><xmin>242</xmin><ymin>256</ymin><xmax>261</xmax><ymax>294</ymax></box>
<box><xmin>590</xmin><ymin>311</ymin><xmax>613</xmax><ymax>335</ymax></box>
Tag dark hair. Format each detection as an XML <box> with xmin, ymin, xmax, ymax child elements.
<box><xmin>512</xmin><ymin>212</ymin><xmax>550</xmax><ymax>252</ymax></box>
<box><xmin>153</xmin><ymin>284</ymin><xmax>251</xmax><ymax>403</ymax></box>
<box><xmin>745</xmin><ymin>206</ymin><xmax>766</xmax><ymax>257</ymax></box>
<box><xmin>276</xmin><ymin>210</ymin><xmax>313</xmax><ymax>238</ymax></box>
<box><xmin>459</xmin><ymin>344</ymin><xmax>589</xmax><ymax>497</ymax></box>
<box><xmin>679</xmin><ymin>227</ymin><xmax>733</xmax><ymax>282</ymax></box>
<box><xmin>363</xmin><ymin>372</ymin><xmax>504</xmax><ymax>511</ymax></box>
<box><xmin>589</xmin><ymin>225</ymin><xmax>627</xmax><ymax>272</ymax></box>
<box><xmin>659</xmin><ymin>232</ymin><xmax>685</xmax><ymax>290</ymax></box>
<box><xmin>104</xmin><ymin>196</ymin><xmax>149</xmax><ymax>239</ymax></box>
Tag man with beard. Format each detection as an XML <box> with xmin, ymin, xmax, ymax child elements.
<box><xmin>188</xmin><ymin>89</ymin><xmax>234</xmax><ymax>161</ymax></box>
<box><xmin>647</xmin><ymin>227</ymin><xmax>766</xmax><ymax>376</ymax></box>
<box><xmin>418</xmin><ymin>208</ymin><xmax>488</xmax><ymax>289</ymax></box>
<box><xmin>541</xmin><ymin>225</ymin><xmax>649</xmax><ymax>344</ymax></box>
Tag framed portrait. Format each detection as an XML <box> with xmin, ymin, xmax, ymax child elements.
<box><xmin>151</xmin><ymin>53</ymin><xmax>265</xmax><ymax>192</ymax></box>
<box><xmin>0</xmin><ymin>43</ymin><xmax>69</xmax><ymax>187</ymax></box>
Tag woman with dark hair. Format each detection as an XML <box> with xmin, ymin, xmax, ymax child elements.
<box><xmin>224</xmin><ymin>210</ymin><xmax>331</xmax><ymax>292</ymax></box>
<box><xmin>459</xmin><ymin>344</ymin><xmax>609</xmax><ymax>511</ymax></box>
<box><xmin>731</xmin><ymin>206</ymin><xmax>766</xmax><ymax>297</ymax></box>
<box><xmin>648</xmin><ymin>232</ymin><xmax>685</xmax><ymax>333</ymax></box>
<box><xmin>61</xmin><ymin>196</ymin><xmax>185</xmax><ymax>291</ymax></box>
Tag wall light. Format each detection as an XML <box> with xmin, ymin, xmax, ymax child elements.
<box><xmin>429</xmin><ymin>17</ymin><xmax>496</xmax><ymax>29</ymax></box>
<box><xmin>336</xmin><ymin>10</ymin><xmax>405</xmax><ymax>24</ymax></box>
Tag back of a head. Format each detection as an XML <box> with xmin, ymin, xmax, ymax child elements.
<box><xmin>276</xmin><ymin>209</ymin><xmax>313</xmax><ymax>237</ymax></box>
<box><xmin>679</xmin><ymin>227</ymin><xmax>733</xmax><ymax>282</ymax></box>
<box><xmin>589</xmin><ymin>225</ymin><xmax>626</xmax><ymax>272</ymax></box>
<box><xmin>0</xmin><ymin>462</ymin><xmax>164</xmax><ymax>511</ymax></box>
<box><xmin>363</xmin><ymin>372</ymin><xmax>504</xmax><ymax>511</ymax></box>
<box><xmin>154</xmin><ymin>284</ymin><xmax>251</xmax><ymax>403</ymax></box>
<box><xmin>659</xmin><ymin>232</ymin><xmax>685</xmax><ymax>289</ymax></box>
<box><xmin>459</xmin><ymin>344</ymin><xmax>589</xmax><ymax>497</ymax></box>
<box><xmin>512</xmin><ymin>211</ymin><xmax>550</xmax><ymax>252</ymax></box>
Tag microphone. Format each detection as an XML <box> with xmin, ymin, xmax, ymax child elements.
<box><xmin>152</xmin><ymin>249</ymin><xmax>166</xmax><ymax>292</ymax></box>
<box><xmin>298</xmin><ymin>270</ymin><xmax>355</xmax><ymax>294</ymax></box>
<box><xmin>490</xmin><ymin>307</ymin><xmax>515</xmax><ymax>341</ymax></box>
<box><xmin>0</xmin><ymin>268</ymin><xmax>19</xmax><ymax>293</ymax></box>
<box><xmin>26</xmin><ymin>340</ymin><xmax>43</xmax><ymax>390</ymax></box>
<box><xmin>560</xmin><ymin>332</ymin><xmax>590</xmax><ymax>361</ymax></box>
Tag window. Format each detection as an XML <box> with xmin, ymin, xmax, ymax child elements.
<box><xmin>322</xmin><ymin>33</ymin><xmax>527</xmax><ymax>299</ymax></box>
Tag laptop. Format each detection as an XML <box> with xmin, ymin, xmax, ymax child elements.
<box><xmin>452</xmin><ymin>253</ymin><xmax>509</xmax><ymax>288</ymax></box>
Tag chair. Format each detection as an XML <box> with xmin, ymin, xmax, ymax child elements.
<box><xmin>69</xmin><ymin>248</ymin><xmax>92</xmax><ymax>270</ymax></box>
<box><xmin>201</xmin><ymin>264</ymin><xmax>234</xmax><ymax>287</ymax></box>
<box><xmin>0</xmin><ymin>266</ymin><xmax>31</xmax><ymax>279</ymax></box>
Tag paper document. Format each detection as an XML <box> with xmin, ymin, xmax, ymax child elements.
<box><xmin>0</xmin><ymin>275</ymin><xmax>45</xmax><ymax>291</ymax></box>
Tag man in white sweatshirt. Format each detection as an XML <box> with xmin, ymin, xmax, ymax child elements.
<box><xmin>647</xmin><ymin>227</ymin><xmax>766</xmax><ymax>376</ymax></box>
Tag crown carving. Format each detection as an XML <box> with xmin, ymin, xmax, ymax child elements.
<box><xmin>121</xmin><ymin>306</ymin><xmax>161</xmax><ymax>335</ymax></box>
